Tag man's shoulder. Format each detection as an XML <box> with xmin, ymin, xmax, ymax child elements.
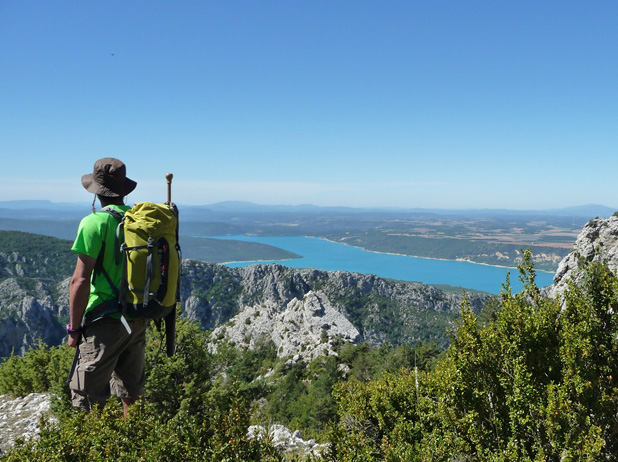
<box><xmin>76</xmin><ymin>209</ymin><xmax>120</xmax><ymax>240</ymax></box>
<box><xmin>104</xmin><ymin>204</ymin><xmax>131</xmax><ymax>213</ymax></box>
<box><xmin>80</xmin><ymin>205</ymin><xmax>130</xmax><ymax>225</ymax></box>
<box><xmin>79</xmin><ymin>212</ymin><xmax>108</xmax><ymax>229</ymax></box>
<box><xmin>99</xmin><ymin>205</ymin><xmax>130</xmax><ymax>222</ymax></box>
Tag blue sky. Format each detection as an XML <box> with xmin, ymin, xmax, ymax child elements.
<box><xmin>1</xmin><ymin>1</ymin><xmax>616</xmax><ymax>209</ymax></box>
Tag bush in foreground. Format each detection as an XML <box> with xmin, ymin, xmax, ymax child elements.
<box><xmin>4</xmin><ymin>252</ymin><xmax>617</xmax><ymax>460</ymax></box>
<box><xmin>0</xmin><ymin>317</ymin><xmax>287</xmax><ymax>461</ymax></box>
<box><xmin>326</xmin><ymin>252</ymin><xmax>618</xmax><ymax>461</ymax></box>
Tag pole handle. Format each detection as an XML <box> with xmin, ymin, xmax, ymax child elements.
<box><xmin>166</xmin><ymin>173</ymin><xmax>173</xmax><ymax>205</ymax></box>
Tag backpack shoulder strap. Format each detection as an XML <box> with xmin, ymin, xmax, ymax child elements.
<box><xmin>101</xmin><ymin>206</ymin><xmax>124</xmax><ymax>222</ymax></box>
<box><xmin>101</xmin><ymin>207</ymin><xmax>126</xmax><ymax>264</ymax></box>
<box><xmin>92</xmin><ymin>207</ymin><xmax>125</xmax><ymax>293</ymax></box>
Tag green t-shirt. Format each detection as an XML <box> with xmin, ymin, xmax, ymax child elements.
<box><xmin>71</xmin><ymin>205</ymin><xmax>130</xmax><ymax>315</ymax></box>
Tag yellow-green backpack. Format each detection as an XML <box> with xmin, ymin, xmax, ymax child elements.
<box><xmin>86</xmin><ymin>202</ymin><xmax>180</xmax><ymax>356</ymax></box>
<box><xmin>119</xmin><ymin>202</ymin><xmax>181</xmax><ymax>320</ymax></box>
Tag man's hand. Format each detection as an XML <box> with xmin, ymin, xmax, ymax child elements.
<box><xmin>67</xmin><ymin>330</ymin><xmax>82</xmax><ymax>348</ymax></box>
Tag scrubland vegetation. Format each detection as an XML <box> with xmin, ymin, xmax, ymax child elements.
<box><xmin>1</xmin><ymin>253</ymin><xmax>617</xmax><ymax>460</ymax></box>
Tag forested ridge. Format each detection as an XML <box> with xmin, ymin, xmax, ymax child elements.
<box><xmin>0</xmin><ymin>231</ymin><xmax>74</xmax><ymax>282</ymax></box>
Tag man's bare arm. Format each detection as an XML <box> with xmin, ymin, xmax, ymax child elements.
<box><xmin>68</xmin><ymin>253</ymin><xmax>96</xmax><ymax>348</ymax></box>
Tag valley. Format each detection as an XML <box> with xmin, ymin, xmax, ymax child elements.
<box><xmin>1</xmin><ymin>201</ymin><xmax>606</xmax><ymax>272</ymax></box>
<box><xmin>2</xmin><ymin>207</ymin><xmax>618</xmax><ymax>460</ymax></box>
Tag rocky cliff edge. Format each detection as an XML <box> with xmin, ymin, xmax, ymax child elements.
<box><xmin>545</xmin><ymin>214</ymin><xmax>618</xmax><ymax>300</ymax></box>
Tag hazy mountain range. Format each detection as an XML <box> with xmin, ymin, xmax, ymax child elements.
<box><xmin>0</xmin><ymin>201</ymin><xmax>609</xmax><ymax>272</ymax></box>
<box><xmin>0</xmin><ymin>200</ymin><xmax>615</xmax><ymax>221</ymax></box>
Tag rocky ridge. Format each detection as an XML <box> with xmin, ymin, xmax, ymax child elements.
<box><xmin>211</xmin><ymin>290</ymin><xmax>361</xmax><ymax>362</ymax></box>
<box><xmin>0</xmin><ymin>278</ymin><xmax>66</xmax><ymax>358</ymax></box>
<box><xmin>545</xmin><ymin>215</ymin><xmax>618</xmax><ymax>301</ymax></box>
<box><xmin>182</xmin><ymin>260</ymin><xmax>492</xmax><ymax>358</ymax></box>
<box><xmin>0</xmin><ymin>258</ymin><xmax>491</xmax><ymax>362</ymax></box>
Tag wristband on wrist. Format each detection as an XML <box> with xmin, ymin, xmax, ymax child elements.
<box><xmin>66</xmin><ymin>324</ymin><xmax>82</xmax><ymax>335</ymax></box>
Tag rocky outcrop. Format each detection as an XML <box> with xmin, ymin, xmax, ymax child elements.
<box><xmin>546</xmin><ymin>215</ymin><xmax>618</xmax><ymax>300</ymax></box>
<box><xmin>0</xmin><ymin>278</ymin><xmax>65</xmax><ymax>358</ymax></box>
<box><xmin>2</xmin><ymin>257</ymin><xmax>492</xmax><ymax>361</ymax></box>
<box><xmin>0</xmin><ymin>393</ymin><xmax>56</xmax><ymax>455</ymax></box>
<box><xmin>247</xmin><ymin>424</ymin><xmax>327</xmax><ymax>457</ymax></box>
<box><xmin>0</xmin><ymin>247</ymin><xmax>74</xmax><ymax>283</ymax></box>
<box><xmin>182</xmin><ymin>260</ymin><xmax>493</xmax><ymax>356</ymax></box>
<box><xmin>212</xmin><ymin>290</ymin><xmax>361</xmax><ymax>362</ymax></box>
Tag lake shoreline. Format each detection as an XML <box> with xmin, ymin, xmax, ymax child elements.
<box><xmin>319</xmin><ymin>237</ymin><xmax>556</xmax><ymax>275</ymax></box>
<box><xmin>214</xmin><ymin>234</ymin><xmax>554</xmax><ymax>273</ymax></box>
<box><xmin>207</xmin><ymin>235</ymin><xmax>556</xmax><ymax>293</ymax></box>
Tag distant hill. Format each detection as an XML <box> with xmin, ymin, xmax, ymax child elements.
<box><xmin>0</xmin><ymin>229</ymin><xmax>300</xmax><ymax>268</ymax></box>
<box><xmin>0</xmin><ymin>201</ymin><xmax>88</xmax><ymax>221</ymax></box>
<box><xmin>0</xmin><ymin>201</ymin><xmax>610</xmax><ymax>272</ymax></box>
<box><xmin>2</xmin><ymin>200</ymin><xmax>616</xmax><ymax>220</ymax></box>
<box><xmin>0</xmin><ymin>218</ymin><xmax>80</xmax><ymax>240</ymax></box>
<box><xmin>0</xmin><ymin>230</ymin><xmax>75</xmax><ymax>281</ymax></box>
<box><xmin>181</xmin><ymin>236</ymin><xmax>300</xmax><ymax>263</ymax></box>
<box><xmin>177</xmin><ymin>202</ymin><xmax>618</xmax><ymax>221</ymax></box>
<box><xmin>545</xmin><ymin>204</ymin><xmax>617</xmax><ymax>218</ymax></box>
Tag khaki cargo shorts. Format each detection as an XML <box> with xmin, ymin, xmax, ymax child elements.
<box><xmin>69</xmin><ymin>316</ymin><xmax>148</xmax><ymax>411</ymax></box>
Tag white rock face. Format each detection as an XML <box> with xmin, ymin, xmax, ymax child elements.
<box><xmin>547</xmin><ymin>215</ymin><xmax>618</xmax><ymax>301</ymax></box>
<box><xmin>212</xmin><ymin>290</ymin><xmax>361</xmax><ymax>361</ymax></box>
<box><xmin>247</xmin><ymin>424</ymin><xmax>327</xmax><ymax>457</ymax></box>
<box><xmin>0</xmin><ymin>278</ymin><xmax>66</xmax><ymax>357</ymax></box>
<box><xmin>0</xmin><ymin>393</ymin><xmax>56</xmax><ymax>454</ymax></box>
<box><xmin>182</xmin><ymin>260</ymin><xmax>492</xmax><ymax>358</ymax></box>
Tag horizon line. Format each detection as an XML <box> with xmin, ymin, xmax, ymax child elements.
<box><xmin>0</xmin><ymin>199</ymin><xmax>615</xmax><ymax>214</ymax></box>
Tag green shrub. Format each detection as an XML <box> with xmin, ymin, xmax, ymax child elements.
<box><xmin>0</xmin><ymin>317</ymin><xmax>287</xmax><ymax>461</ymax></box>
<box><xmin>9</xmin><ymin>252</ymin><xmax>618</xmax><ymax>460</ymax></box>
<box><xmin>0</xmin><ymin>341</ymin><xmax>73</xmax><ymax>399</ymax></box>
<box><xmin>143</xmin><ymin>316</ymin><xmax>214</xmax><ymax>420</ymax></box>
<box><xmin>3</xmin><ymin>392</ymin><xmax>285</xmax><ymax>462</ymax></box>
<box><xmin>326</xmin><ymin>254</ymin><xmax>618</xmax><ymax>461</ymax></box>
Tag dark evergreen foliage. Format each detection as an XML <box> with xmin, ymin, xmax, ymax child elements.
<box><xmin>0</xmin><ymin>230</ymin><xmax>75</xmax><ymax>281</ymax></box>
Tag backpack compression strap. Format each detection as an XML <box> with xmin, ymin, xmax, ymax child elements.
<box><xmin>118</xmin><ymin>239</ymin><xmax>156</xmax><ymax>312</ymax></box>
<box><xmin>143</xmin><ymin>237</ymin><xmax>156</xmax><ymax>308</ymax></box>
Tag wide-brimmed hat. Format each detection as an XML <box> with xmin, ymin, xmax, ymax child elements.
<box><xmin>81</xmin><ymin>158</ymin><xmax>137</xmax><ymax>197</ymax></box>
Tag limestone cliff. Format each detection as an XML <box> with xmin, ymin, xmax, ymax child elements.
<box><xmin>545</xmin><ymin>214</ymin><xmax>618</xmax><ymax>301</ymax></box>
<box><xmin>1</xmin><ymin>257</ymin><xmax>491</xmax><ymax>359</ymax></box>
<box><xmin>0</xmin><ymin>278</ymin><xmax>65</xmax><ymax>357</ymax></box>
<box><xmin>182</xmin><ymin>260</ymin><xmax>492</xmax><ymax>359</ymax></box>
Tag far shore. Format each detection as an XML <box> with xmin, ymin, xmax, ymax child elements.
<box><xmin>210</xmin><ymin>235</ymin><xmax>556</xmax><ymax>275</ymax></box>
<box><xmin>318</xmin><ymin>236</ymin><xmax>557</xmax><ymax>274</ymax></box>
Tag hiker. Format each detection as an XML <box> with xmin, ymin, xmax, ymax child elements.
<box><xmin>67</xmin><ymin>157</ymin><xmax>148</xmax><ymax>417</ymax></box>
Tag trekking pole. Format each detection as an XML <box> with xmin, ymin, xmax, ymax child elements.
<box><xmin>66</xmin><ymin>336</ymin><xmax>82</xmax><ymax>384</ymax></box>
<box><xmin>164</xmin><ymin>171</ymin><xmax>177</xmax><ymax>356</ymax></box>
<box><xmin>165</xmin><ymin>173</ymin><xmax>173</xmax><ymax>205</ymax></box>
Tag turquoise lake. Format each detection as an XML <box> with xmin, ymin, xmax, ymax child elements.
<box><xmin>211</xmin><ymin>235</ymin><xmax>555</xmax><ymax>294</ymax></box>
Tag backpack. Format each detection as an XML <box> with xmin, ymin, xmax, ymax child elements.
<box><xmin>86</xmin><ymin>202</ymin><xmax>181</xmax><ymax>356</ymax></box>
<box><xmin>119</xmin><ymin>202</ymin><xmax>181</xmax><ymax>320</ymax></box>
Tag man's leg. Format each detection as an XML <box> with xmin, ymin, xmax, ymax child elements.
<box><xmin>111</xmin><ymin>318</ymin><xmax>148</xmax><ymax>418</ymax></box>
<box><xmin>121</xmin><ymin>397</ymin><xmax>139</xmax><ymax>418</ymax></box>
<box><xmin>70</xmin><ymin>317</ymin><xmax>139</xmax><ymax>412</ymax></box>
